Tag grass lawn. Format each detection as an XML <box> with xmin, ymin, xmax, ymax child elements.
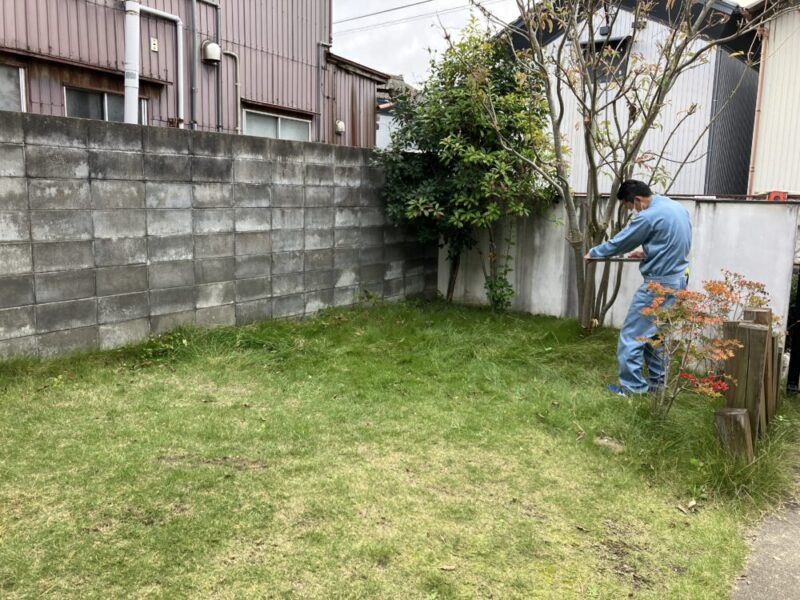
<box><xmin>0</xmin><ymin>300</ymin><xmax>798</xmax><ymax>599</ymax></box>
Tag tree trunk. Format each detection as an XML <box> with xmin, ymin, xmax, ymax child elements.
<box><xmin>446</xmin><ymin>252</ymin><xmax>461</xmax><ymax>303</ymax></box>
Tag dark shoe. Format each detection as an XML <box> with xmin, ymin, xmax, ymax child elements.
<box><xmin>607</xmin><ymin>383</ymin><xmax>632</xmax><ymax>396</ymax></box>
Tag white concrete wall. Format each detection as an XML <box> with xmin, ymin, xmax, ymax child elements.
<box><xmin>442</xmin><ymin>201</ymin><xmax>799</xmax><ymax>328</ymax></box>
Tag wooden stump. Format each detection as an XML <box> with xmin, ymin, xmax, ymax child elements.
<box><xmin>739</xmin><ymin>323</ymin><xmax>770</xmax><ymax>441</ymax></box>
<box><xmin>744</xmin><ymin>307</ymin><xmax>772</xmax><ymax>326</ymax></box>
<box><xmin>723</xmin><ymin>321</ymin><xmax>742</xmax><ymax>406</ymax></box>
<box><xmin>715</xmin><ymin>408</ymin><xmax>755</xmax><ymax>464</ymax></box>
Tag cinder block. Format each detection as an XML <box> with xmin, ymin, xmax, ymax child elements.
<box><xmin>0</xmin><ymin>145</ymin><xmax>24</xmax><ymax>177</ymax></box>
<box><xmin>146</xmin><ymin>182</ymin><xmax>193</xmax><ymax>208</ymax></box>
<box><xmin>149</xmin><ymin>287</ymin><xmax>194</xmax><ymax>317</ymax></box>
<box><xmin>144</xmin><ymin>154</ymin><xmax>191</xmax><ymax>181</ymax></box>
<box><xmin>385</xmin><ymin>243</ymin><xmax>406</xmax><ymax>262</ymax></box>
<box><xmin>38</xmin><ymin>326</ymin><xmax>98</xmax><ymax>357</ymax></box>
<box><xmin>233</xmin><ymin>135</ymin><xmax>269</xmax><ymax>159</ymax></box>
<box><xmin>334</xmin><ymin>286</ymin><xmax>358</xmax><ymax>306</ymax></box>
<box><xmin>360</xmin><ymin>280</ymin><xmax>384</xmax><ymax>298</ymax></box>
<box><xmin>0</xmin><ymin>275</ymin><xmax>34</xmax><ymax>308</ymax></box>
<box><xmin>99</xmin><ymin>318</ymin><xmax>150</xmax><ymax>349</ymax></box>
<box><xmin>271</xmin><ymin>184</ymin><xmax>304</xmax><ymax>207</ymax></box>
<box><xmin>234</xmin><ymin>208</ymin><xmax>271</xmax><ymax>232</ymax></box>
<box><xmin>193</xmin><ymin>183</ymin><xmax>233</xmax><ymax>208</ymax></box>
<box><xmin>404</xmin><ymin>258</ymin><xmax>426</xmax><ymax>277</ymax></box>
<box><xmin>305</xmin><ymin>186</ymin><xmax>333</xmax><ymax>207</ymax></box>
<box><xmin>335</xmin><ymin>268</ymin><xmax>358</xmax><ymax>288</ymax></box>
<box><xmin>193</xmin><ymin>208</ymin><xmax>234</xmax><ymax>234</ymax></box>
<box><xmin>235</xmin><ymin>277</ymin><xmax>270</xmax><ymax>302</ymax></box>
<box><xmin>147</xmin><ymin>209</ymin><xmax>193</xmax><ymax>236</ymax></box>
<box><xmin>194</xmin><ymin>257</ymin><xmax>235</xmax><ymax>284</ymax></box>
<box><xmin>335</xmin><ymin>187</ymin><xmax>361</xmax><ymax>208</ymax></box>
<box><xmin>406</xmin><ymin>274</ymin><xmax>426</xmax><ymax>295</ymax></box>
<box><xmin>362</xmin><ymin>166</ymin><xmax>385</xmax><ymax>189</ymax></box>
<box><xmin>88</xmin><ymin>120</ymin><xmax>142</xmax><ymax>151</ymax></box>
<box><xmin>192</xmin><ymin>156</ymin><xmax>232</xmax><ymax>182</ymax></box>
<box><xmin>29</xmin><ymin>180</ymin><xmax>89</xmax><ymax>210</ymax></box>
<box><xmin>272</xmin><ymin>250</ymin><xmax>303</xmax><ymax>275</ymax></box>
<box><xmin>272</xmin><ymin>208</ymin><xmax>303</xmax><ymax>230</ymax></box>
<box><xmin>334</xmin><ymin>228</ymin><xmax>361</xmax><ymax>249</ymax></box>
<box><xmin>0</xmin><ymin>178</ymin><xmax>27</xmax><ymax>209</ymax></box>
<box><xmin>0</xmin><ymin>335</ymin><xmax>37</xmax><ymax>359</ymax></box>
<box><xmin>235</xmin><ymin>254</ymin><xmax>270</xmax><ymax>279</ymax></box>
<box><xmin>335</xmin><ymin>208</ymin><xmax>359</xmax><ymax>228</ymax></box>
<box><xmin>94</xmin><ymin>238</ymin><xmax>147</xmax><ymax>267</ymax></box>
<box><xmin>360</xmin><ymin>208</ymin><xmax>386</xmax><ymax>227</ymax></box>
<box><xmin>334</xmin><ymin>145</ymin><xmax>366</xmax><ymax>166</ymax></box>
<box><xmin>23</xmin><ymin>113</ymin><xmax>87</xmax><ymax>147</ymax></box>
<box><xmin>91</xmin><ymin>180</ymin><xmax>145</xmax><ymax>209</ymax></box>
<box><xmin>148</xmin><ymin>235</ymin><xmax>194</xmax><ymax>263</ymax></box>
<box><xmin>36</xmin><ymin>298</ymin><xmax>97</xmax><ymax>333</ymax></box>
<box><xmin>305</xmin><ymin>288</ymin><xmax>334</xmax><ymax>314</ymax></box>
<box><xmin>92</xmin><ymin>210</ymin><xmax>145</xmax><ymax>239</ymax></box>
<box><xmin>0</xmin><ymin>111</ymin><xmax>23</xmax><ymax>143</ymax></box>
<box><xmin>191</xmin><ymin>130</ymin><xmax>232</xmax><ymax>156</ymax></box>
<box><xmin>33</xmin><ymin>241</ymin><xmax>93</xmax><ymax>272</ymax></box>
<box><xmin>384</xmin><ymin>260</ymin><xmax>404</xmax><ymax>281</ymax></box>
<box><xmin>334</xmin><ymin>166</ymin><xmax>362</xmax><ymax>188</ymax></box>
<box><xmin>303</xmin><ymin>143</ymin><xmax>334</xmax><ymax>165</ymax></box>
<box><xmin>334</xmin><ymin>248</ymin><xmax>359</xmax><ymax>269</ymax></box>
<box><xmin>360</xmin><ymin>189</ymin><xmax>383</xmax><ymax>208</ymax></box>
<box><xmin>425</xmin><ymin>272</ymin><xmax>438</xmax><ymax>294</ymax></box>
<box><xmin>0</xmin><ymin>306</ymin><xmax>35</xmax><ymax>340</ymax></box>
<box><xmin>26</xmin><ymin>147</ymin><xmax>88</xmax><ymax>179</ymax></box>
<box><xmin>305</xmin><ymin>230</ymin><xmax>333</xmax><ymax>251</ymax></box>
<box><xmin>148</xmin><ymin>261</ymin><xmax>194</xmax><ymax>289</ymax></box>
<box><xmin>385</xmin><ymin>278</ymin><xmax>405</xmax><ymax>298</ymax></box>
<box><xmin>234</xmin><ymin>159</ymin><xmax>271</xmax><ymax>184</ymax></box>
<box><xmin>96</xmin><ymin>265</ymin><xmax>148</xmax><ymax>296</ymax></box>
<box><xmin>143</xmin><ymin>126</ymin><xmax>190</xmax><ymax>155</ymax></box>
<box><xmin>269</xmin><ymin>139</ymin><xmax>305</xmax><ymax>162</ymax></box>
<box><xmin>360</xmin><ymin>246</ymin><xmax>383</xmax><ymax>266</ymax></box>
<box><xmin>272</xmin><ymin>293</ymin><xmax>304</xmax><ymax>318</ymax></box>
<box><xmin>233</xmin><ymin>183</ymin><xmax>271</xmax><ymax>207</ymax></box>
<box><xmin>361</xmin><ymin>227</ymin><xmax>384</xmax><ymax>248</ymax></box>
<box><xmin>88</xmin><ymin>150</ymin><xmax>144</xmax><ymax>180</ymax></box>
<box><xmin>304</xmin><ymin>270</ymin><xmax>333</xmax><ymax>292</ymax></box>
<box><xmin>196</xmin><ymin>304</ymin><xmax>235</xmax><ymax>327</ymax></box>
<box><xmin>31</xmin><ymin>210</ymin><xmax>92</xmax><ymax>241</ymax></box>
<box><xmin>235</xmin><ymin>298</ymin><xmax>271</xmax><ymax>325</ymax></box>
<box><xmin>0</xmin><ymin>243</ymin><xmax>31</xmax><ymax>275</ymax></box>
<box><xmin>195</xmin><ymin>234</ymin><xmax>234</xmax><ymax>258</ymax></box>
<box><xmin>272</xmin><ymin>229</ymin><xmax>304</xmax><ymax>252</ymax></box>
<box><xmin>272</xmin><ymin>161</ymin><xmax>304</xmax><ymax>185</ymax></box>
<box><xmin>361</xmin><ymin>264</ymin><xmax>387</xmax><ymax>283</ymax></box>
<box><xmin>151</xmin><ymin>309</ymin><xmax>194</xmax><ymax>333</ymax></box>
<box><xmin>304</xmin><ymin>249</ymin><xmax>333</xmax><ymax>271</ymax></box>
<box><xmin>235</xmin><ymin>232</ymin><xmax>271</xmax><ymax>255</ymax></box>
<box><xmin>304</xmin><ymin>164</ymin><xmax>333</xmax><ymax>186</ymax></box>
<box><xmin>195</xmin><ymin>281</ymin><xmax>235</xmax><ymax>308</ymax></box>
<box><xmin>35</xmin><ymin>269</ymin><xmax>95</xmax><ymax>303</ymax></box>
<box><xmin>0</xmin><ymin>211</ymin><xmax>29</xmax><ymax>241</ymax></box>
<box><xmin>272</xmin><ymin>273</ymin><xmax>304</xmax><ymax>297</ymax></box>
<box><xmin>98</xmin><ymin>292</ymin><xmax>149</xmax><ymax>324</ymax></box>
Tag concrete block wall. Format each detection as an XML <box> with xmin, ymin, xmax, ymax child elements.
<box><xmin>0</xmin><ymin>112</ymin><xmax>437</xmax><ymax>359</ymax></box>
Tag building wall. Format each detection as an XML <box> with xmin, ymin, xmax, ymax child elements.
<box><xmin>750</xmin><ymin>9</ymin><xmax>800</xmax><ymax>195</ymax></box>
<box><xmin>0</xmin><ymin>112</ymin><xmax>436</xmax><ymax>359</ymax></box>
<box><xmin>0</xmin><ymin>0</ymin><xmax>383</xmax><ymax>145</ymax></box>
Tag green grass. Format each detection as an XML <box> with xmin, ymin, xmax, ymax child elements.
<box><xmin>0</xmin><ymin>299</ymin><xmax>798</xmax><ymax>599</ymax></box>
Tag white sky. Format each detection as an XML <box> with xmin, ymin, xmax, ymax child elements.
<box><xmin>331</xmin><ymin>0</ymin><xmax>522</xmax><ymax>86</ymax></box>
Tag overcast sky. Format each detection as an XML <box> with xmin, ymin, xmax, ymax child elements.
<box><xmin>331</xmin><ymin>0</ymin><xmax>521</xmax><ymax>86</ymax></box>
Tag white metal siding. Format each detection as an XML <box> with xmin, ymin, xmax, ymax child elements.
<box><xmin>751</xmin><ymin>10</ymin><xmax>800</xmax><ymax>195</ymax></box>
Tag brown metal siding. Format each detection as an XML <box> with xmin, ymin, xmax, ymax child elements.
<box><xmin>0</xmin><ymin>0</ymin><xmax>383</xmax><ymax>146</ymax></box>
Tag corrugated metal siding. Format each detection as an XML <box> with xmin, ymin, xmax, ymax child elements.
<box><xmin>751</xmin><ymin>10</ymin><xmax>800</xmax><ymax>195</ymax></box>
<box><xmin>704</xmin><ymin>47</ymin><xmax>757</xmax><ymax>195</ymax></box>
<box><xmin>321</xmin><ymin>62</ymin><xmax>377</xmax><ymax>147</ymax></box>
<box><xmin>549</xmin><ymin>11</ymin><xmax>717</xmax><ymax>195</ymax></box>
<box><xmin>0</xmin><ymin>0</ymin><xmax>382</xmax><ymax>146</ymax></box>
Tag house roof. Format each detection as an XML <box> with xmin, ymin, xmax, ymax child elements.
<box><xmin>326</xmin><ymin>52</ymin><xmax>391</xmax><ymax>84</ymax></box>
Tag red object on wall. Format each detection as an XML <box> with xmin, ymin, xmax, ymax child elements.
<box><xmin>767</xmin><ymin>191</ymin><xmax>788</xmax><ymax>202</ymax></box>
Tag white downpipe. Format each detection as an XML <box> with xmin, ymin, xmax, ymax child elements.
<box><xmin>223</xmin><ymin>50</ymin><xmax>241</xmax><ymax>134</ymax></box>
<box><xmin>123</xmin><ymin>1</ymin><xmax>141</xmax><ymax>124</ymax></box>
<box><xmin>124</xmin><ymin>1</ymin><xmax>185</xmax><ymax>128</ymax></box>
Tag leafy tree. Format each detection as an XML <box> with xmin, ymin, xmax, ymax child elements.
<box><xmin>378</xmin><ymin>21</ymin><xmax>555</xmax><ymax>309</ymax></box>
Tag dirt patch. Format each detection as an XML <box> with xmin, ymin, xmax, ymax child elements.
<box><xmin>157</xmin><ymin>453</ymin><xmax>268</xmax><ymax>470</ymax></box>
<box><xmin>595</xmin><ymin>520</ymin><xmax>652</xmax><ymax>591</ymax></box>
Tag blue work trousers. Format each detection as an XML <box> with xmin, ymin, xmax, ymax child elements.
<box><xmin>618</xmin><ymin>276</ymin><xmax>687</xmax><ymax>393</ymax></box>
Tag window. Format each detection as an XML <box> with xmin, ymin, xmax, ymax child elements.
<box><xmin>65</xmin><ymin>87</ymin><xmax>147</xmax><ymax>124</ymax></box>
<box><xmin>243</xmin><ymin>109</ymin><xmax>311</xmax><ymax>141</ymax></box>
<box><xmin>0</xmin><ymin>64</ymin><xmax>25</xmax><ymax>112</ymax></box>
<box><xmin>581</xmin><ymin>37</ymin><xmax>630</xmax><ymax>84</ymax></box>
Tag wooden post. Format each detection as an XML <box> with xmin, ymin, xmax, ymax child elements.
<box><xmin>730</xmin><ymin>324</ymin><xmax>752</xmax><ymax>409</ymax></box>
<box><xmin>744</xmin><ymin>307</ymin><xmax>772</xmax><ymax>326</ymax></box>
<box><xmin>739</xmin><ymin>323</ymin><xmax>769</xmax><ymax>441</ymax></box>
<box><xmin>723</xmin><ymin>321</ymin><xmax>741</xmax><ymax>406</ymax></box>
<box><xmin>714</xmin><ymin>408</ymin><xmax>755</xmax><ymax>464</ymax></box>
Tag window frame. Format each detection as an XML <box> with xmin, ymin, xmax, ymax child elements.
<box><xmin>63</xmin><ymin>86</ymin><xmax>147</xmax><ymax>124</ymax></box>
<box><xmin>0</xmin><ymin>63</ymin><xmax>27</xmax><ymax>112</ymax></box>
<box><xmin>243</xmin><ymin>107</ymin><xmax>311</xmax><ymax>141</ymax></box>
<box><xmin>580</xmin><ymin>36</ymin><xmax>631</xmax><ymax>85</ymax></box>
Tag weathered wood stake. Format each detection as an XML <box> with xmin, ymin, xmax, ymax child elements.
<box><xmin>714</xmin><ymin>408</ymin><xmax>755</xmax><ymax>464</ymax></box>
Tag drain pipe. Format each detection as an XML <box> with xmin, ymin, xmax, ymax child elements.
<box><xmin>215</xmin><ymin>4</ymin><xmax>222</xmax><ymax>132</ymax></box>
<box><xmin>223</xmin><ymin>50</ymin><xmax>241</xmax><ymax>134</ymax></box>
<box><xmin>124</xmin><ymin>2</ymin><xmax>185</xmax><ymax>128</ymax></box>
<box><xmin>190</xmin><ymin>0</ymin><xmax>198</xmax><ymax>129</ymax></box>
<box><xmin>747</xmin><ymin>26</ymin><xmax>770</xmax><ymax>196</ymax></box>
<box><xmin>123</xmin><ymin>1</ymin><xmax>141</xmax><ymax>124</ymax></box>
<box><xmin>317</xmin><ymin>42</ymin><xmax>331</xmax><ymax>142</ymax></box>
